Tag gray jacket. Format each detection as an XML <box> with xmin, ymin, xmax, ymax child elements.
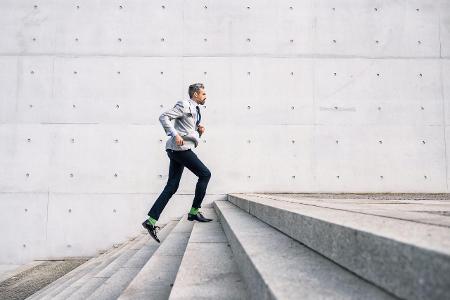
<box><xmin>159</xmin><ymin>99</ymin><xmax>202</xmax><ymax>151</ymax></box>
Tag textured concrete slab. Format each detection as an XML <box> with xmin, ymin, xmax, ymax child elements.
<box><xmin>64</xmin><ymin>231</ymin><xmax>157</xmax><ymax>300</ymax></box>
<box><xmin>214</xmin><ymin>200</ymin><xmax>394</xmax><ymax>300</ymax></box>
<box><xmin>276</xmin><ymin>193</ymin><xmax>450</xmax><ymax>201</ymax></box>
<box><xmin>25</xmin><ymin>240</ymin><xmax>127</xmax><ymax>300</ymax></box>
<box><xmin>186</xmin><ymin>208</ymin><xmax>228</xmax><ymax>243</ymax></box>
<box><xmin>85</xmin><ymin>220</ymin><xmax>178</xmax><ymax>300</ymax></box>
<box><xmin>229</xmin><ymin>194</ymin><xmax>450</xmax><ymax>300</ymax></box>
<box><xmin>46</xmin><ymin>234</ymin><xmax>146</xmax><ymax>300</ymax></box>
<box><xmin>0</xmin><ymin>259</ymin><xmax>87</xmax><ymax>300</ymax></box>
<box><xmin>257</xmin><ymin>193</ymin><xmax>450</xmax><ymax>227</ymax></box>
<box><xmin>0</xmin><ymin>261</ymin><xmax>42</xmax><ymax>284</ymax></box>
<box><xmin>118</xmin><ymin>216</ymin><xmax>194</xmax><ymax>300</ymax></box>
<box><xmin>169</xmin><ymin>209</ymin><xmax>248</xmax><ymax>300</ymax></box>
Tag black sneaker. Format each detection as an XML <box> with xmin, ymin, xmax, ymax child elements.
<box><xmin>187</xmin><ymin>211</ymin><xmax>213</xmax><ymax>222</ymax></box>
<box><xmin>142</xmin><ymin>220</ymin><xmax>161</xmax><ymax>243</ymax></box>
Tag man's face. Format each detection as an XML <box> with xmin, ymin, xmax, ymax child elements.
<box><xmin>194</xmin><ymin>88</ymin><xmax>206</xmax><ymax>105</ymax></box>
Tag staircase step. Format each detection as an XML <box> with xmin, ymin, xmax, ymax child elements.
<box><xmin>48</xmin><ymin>232</ymin><xmax>148</xmax><ymax>300</ymax></box>
<box><xmin>84</xmin><ymin>220</ymin><xmax>178</xmax><ymax>300</ymax></box>
<box><xmin>53</xmin><ymin>231</ymin><xmax>149</xmax><ymax>300</ymax></box>
<box><xmin>214</xmin><ymin>200</ymin><xmax>395</xmax><ymax>300</ymax></box>
<box><xmin>26</xmin><ymin>237</ymin><xmax>131</xmax><ymax>300</ymax></box>
<box><xmin>169</xmin><ymin>208</ymin><xmax>248</xmax><ymax>299</ymax></box>
<box><xmin>118</xmin><ymin>215</ymin><xmax>194</xmax><ymax>300</ymax></box>
<box><xmin>228</xmin><ymin>193</ymin><xmax>450</xmax><ymax>300</ymax></box>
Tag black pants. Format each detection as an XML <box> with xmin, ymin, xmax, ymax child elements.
<box><xmin>148</xmin><ymin>149</ymin><xmax>211</xmax><ymax>220</ymax></box>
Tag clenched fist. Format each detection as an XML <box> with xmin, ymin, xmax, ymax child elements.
<box><xmin>175</xmin><ymin>134</ymin><xmax>184</xmax><ymax>146</ymax></box>
<box><xmin>197</xmin><ymin>124</ymin><xmax>205</xmax><ymax>136</ymax></box>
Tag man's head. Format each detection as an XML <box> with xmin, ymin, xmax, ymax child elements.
<box><xmin>188</xmin><ymin>83</ymin><xmax>206</xmax><ymax>105</ymax></box>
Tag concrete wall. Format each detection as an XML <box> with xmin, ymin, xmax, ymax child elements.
<box><xmin>1</xmin><ymin>0</ymin><xmax>449</xmax><ymax>263</ymax></box>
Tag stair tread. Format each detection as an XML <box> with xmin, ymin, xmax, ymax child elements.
<box><xmin>237</xmin><ymin>193</ymin><xmax>450</xmax><ymax>253</ymax></box>
<box><xmin>169</xmin><ymin>208</ymin><xmax>248</xmax><ymax>299</ymax></box>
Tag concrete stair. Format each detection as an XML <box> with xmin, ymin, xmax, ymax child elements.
<box><xmin>25</xmin><ymin>220</ymin><xmax>176</xmax><ymax>300</ymax></box>
<box><xmin>26</xmin><ymin>194</ymin><xmax>448</xmax><ymax>300</ymax></box>
<box><xmin>214</xmin><ymin>200</ymin><xmax>394</xmax><ymax>300</ymax></box>
<box><xmin>85</xmin><ymin>220</ymin><xmax>178</xmax><ymax>300</ymax></box>
<box><xmin>226</xmin><ymin>193</ymin><xmax>450</xmax><ymax>300</ymax></box>
<box><xmin>26</xmin><ymin>234</ymin><xmax>135</xmax><ymax>300</ymax></box>
<box><xmin>168</xmin><ymin>208</ymin><xmax>248</xmax><ymax>299</ymax></box>
<box><xmin>118</xmin><ymin>215</ymin><xmax>194</xmax><ymax>300</ymax></box>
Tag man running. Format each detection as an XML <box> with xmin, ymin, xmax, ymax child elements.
<box><xmin>142</xmin><ymin>83</ymin><xmax>213</xmax><ymax>242</ymax></box>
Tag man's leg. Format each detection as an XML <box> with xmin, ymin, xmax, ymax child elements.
<box><xmin>169</xmin><ymin>149</ymin><xmax>211</xmax><ymax>211</ymax></box>
<box><xmin>147</xmin><ymin>150</ymin><xmax>184</xmax><ymax>221</ymax></box>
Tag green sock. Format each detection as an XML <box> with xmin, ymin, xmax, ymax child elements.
<box><xmin>189</xmin><ymin>207</ymin><xmax>199</xmax><ymax>215</ymax></box>
<box><xmin>147</xmin><ymin>216</ymin><xmax>157</xmax><ymax>225</ymax></box>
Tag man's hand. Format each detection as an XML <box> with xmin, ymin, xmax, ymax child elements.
<box><xmin>197</xmin><ymin>124</ymin><xmax>205</xmax><ymax>136</ymax></box>
<box><xmin>175</xmin><ymin>134</ymin><xmax>184</xmax><ymax>146</ymax></box>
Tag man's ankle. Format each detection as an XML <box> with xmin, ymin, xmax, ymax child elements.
<box><xmin>147</xmin><ymin>216</ymin><xmax>157</xmax><ymax>225</ymax></box>
<box><xmin>189</xmin><ymin>207</ymin><xmax>199</xmax><ymax>215</ymax></box>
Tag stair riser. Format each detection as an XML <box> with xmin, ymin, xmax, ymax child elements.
<box><xmin>214</xmin><ymin>202</ymin><xmax>276</xmax><ymax>300</ymax></box>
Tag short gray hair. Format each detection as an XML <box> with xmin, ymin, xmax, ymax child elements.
<box><xmin>188</xmin><ymin>83</ymin><xmax>204</xmax><ymax>99</ymax></box>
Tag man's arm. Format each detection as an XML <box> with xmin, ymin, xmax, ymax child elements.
<box><xmin>159</xmin><ymin>100</ymin><xmax>186</xmax><ymax>137</ymax></box>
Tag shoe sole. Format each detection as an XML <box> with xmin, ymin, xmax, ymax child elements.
<box><xmin>187</xmin><ymin>217</ymin><xmax>213</xmax><ymax>222</ymax></box>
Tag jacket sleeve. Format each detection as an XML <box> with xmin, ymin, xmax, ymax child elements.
<box><xmin>159</xmin><ymin>100</ymin><xmax>186</xmax><ymax>137</ymax></box>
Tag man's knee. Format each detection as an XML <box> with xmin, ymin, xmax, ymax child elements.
<box><xmin>165</xmin><ymin>182</ymin><xmax>179</xmax><ymax>194</ymax></box>
<box><xmin>200</xmin><ymin>169</ymin><xmax>211</xmax><ymax>180</ymax></box>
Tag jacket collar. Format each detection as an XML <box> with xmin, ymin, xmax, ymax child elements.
<box><xmin>188</xmin><ymin>98</ymin><xmax>199</xmax><ymax>107</ymax></box>
<box><xmin>188</xmin><ymin>98</ymin><xmax>199</xmax><ymax>115</ymax></box>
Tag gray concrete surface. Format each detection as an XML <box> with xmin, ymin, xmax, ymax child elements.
<box><xmin>263</xmin><ymin>193</ymin><xmax>450</xmax><ymax>227</ymax></box>
<box><xmin>1</xmin><ymin>0</ymin><xmax>450</xmax><ymax>265</ymax></box>
<box><xmin>214</xmin><ymin>200</ymin><xmax>395</xmax><ymax>300</ymax></box>
<box><xmin>0</xmin><ymin>259</ymin><xmax>87</xmax><ymax>300</ymax></box>
<box><xmin>25</xmin><ymin>240</ymin><xmax>127</xmax><ymax>300</ymax></box>
<box><xmin>276</xmin><ymin>193</ymin><xmax>450</xmax><ymax>200</ymax></box>
<box><xmin>118</xmin><ymin>216</ymin><xmax>194</xmax><ymax>300</ymax></box>
<box><xmin>169</xmin><ymin>208</ymin><xmax>248</xmax><ymax>300</ymax></box>
<box><xmin>85</xmin><ymin>220</ymin><xmax>178</xmax><ymax>300</ymax></box>
<box><xmin>49</xmin><ymin>233</ymin><xmax>147</xmax><ymax>300</ymax></box>
<box><xmin>0</xmin><ymin>261</ymin><xmax>43</xmax><ymax>284</ymax></box>
<box><xmin>229</xmin><ymin>193</ymin><xmax>450</xmax><ymax>300</ymax></box>
<box><xmin>27</xmin><ymin>234</ymin><xmax>141</xmax><ymax>300</ymax></box>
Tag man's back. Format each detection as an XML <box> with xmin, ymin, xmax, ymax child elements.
<box><xmin>159</xmin><ymin>99</ymin><xmax>201</xmax><ymax>151</ymax></box>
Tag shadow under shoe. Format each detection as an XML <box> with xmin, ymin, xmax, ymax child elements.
<box><xmin>187</xmin><ymin>211</ymin><xmax>213</xmax><ymax>222</ymax></box>
<box><xmin>142</xmin><ymin>220</ymin><xmax>161</xmax><ymax>243</ymax></box>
